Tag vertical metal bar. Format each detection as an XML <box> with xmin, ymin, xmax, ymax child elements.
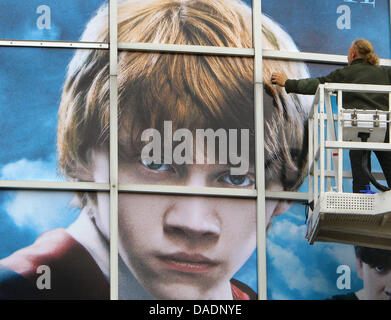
<box><xmin>308</xmin><ymin>114</ymin><xmax>314</xmax><ymax>224</ymax></box>
<box><xmin>389</xmin><ymin>92</ymin><xmax>391</xmax><ymax>145</ymax></box>
<box><xmin>314</xmin><ymin>105</ymin><xmax>319</xmax><ymax>204</ymax></box>
<box><xmin>325</xmin><ymin>89</ymin><xmax>338</xmax><ymax>189</ymax></box>
<box><xmin>253</xmin><ymin>0</ymin><xmax>267</xmax><ymax>301</ymax></box>
<box><xmin>325</xmin><ymin>93</ymin><xmax>331</xmax><ymax>192</ymax></box>
<box><xmin>319</xmin><ymin>88</ymin><xmax>325</xmax><ymax>195</ymax></box>
<box><xmin>326</xmin><ymin>121</ymin><xmax>331</xmax><ymax>193</ymax></box>
<box><xmin>337</xmin><ymin>90</ymin><xmax>343</xmax><ymax>192</ymax></box>
<box><xmin>109</xmin><ymin>0</ymin><xmax>119</xmax><ymax>301</ymax></box>
<box><xmin>325</xmin><ymin>93</ymin><xmax>331</xmax><ymax>191</ymax></box>
<box><xmin>326</xmin><ymin>148</ymin><xmax>331</xmax><ymax>191</ymax></box>
<box><xmin>308</xmin><ymin>116</ymin><xmax>314</xmax><ymax>204</ymax></box>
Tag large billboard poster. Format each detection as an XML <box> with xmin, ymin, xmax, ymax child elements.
<box><xmin>0</xmin><ymin>0</ymin><xmax>390</xmax><ymax>301</ymax></box>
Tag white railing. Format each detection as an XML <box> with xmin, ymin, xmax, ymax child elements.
<box><xmin>308</xmin><ymin>83</ymin><xmax>391</xmax><ymax>223</ymax></box>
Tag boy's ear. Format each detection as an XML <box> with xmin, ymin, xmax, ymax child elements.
<box><xmin>272</xmin><ymin>200</ymin><xmax>293</xmax><ymax>217</ymax></box>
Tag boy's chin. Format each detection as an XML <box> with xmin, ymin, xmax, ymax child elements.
<box><xmin>146</xmin><ymin>283</ymin><xmax>229</xmax><ymax>300</ymax></box>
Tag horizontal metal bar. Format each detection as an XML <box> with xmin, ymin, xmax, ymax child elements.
<box><xmin>0</xmin><ymin>39</ymin><xmax>108</xmax><ymax>49</ymax></box>
<box><xmin>118</xmin><ymin>184</ymin><xmax>309</xmax><ymax>201</ymax></box>
<box><xmin>263</xmin><ymin>50</ymin><xmax>347</xmax><ymax>64</ymax></box>
<box><xmin>311</xmin><ymin>168</ymin><xmax>385</xmax><ymax>181</ymax></box>
<box><xmin>341</xmin><ymin>119</ymin><xmax>390</xmax><ymax>124</ymax></box>
<box><xmin>263</xmin><ymin>50</ymin><xmax>391</xmax><ymax>66</ymax></box>
<box><xmin>118</xmin><ymin>42</ymin><xmax>254</xmax><ymax>56</ymax></box>
<box><xmin>122</xmin><ymin>184</ymin><xmax>311</xmax><ymax>201</ymax></box>
<box><xmin>265</xmin><ymin>191</ymin><xmax>309</xmax><ymax>201</ymax></box>
<box><xmin>118</xmin><ymin>183</ymin><xmax>257</xmax><ymax>198</ymax></box>
<box><xmin>1</xmin><ymin>40</ymin><xmax>391</xmax><ymax>68</ymax></box>
<box><xmin>324</xmin><ymin>170</ymin><xmax>385</xmax><ymax>180</ymax></box>
<box><xmin>325</xmin><ymin>141</ymin><xmax>391</xmax><ymax>151</ymax></box>
<box><xmin>0</xmin><ymin>180</ymin><xmax>110</xmax><ymax>191</ymax></box>
<box><xmin>0</xmin><ymin>180</ymin><xmax>308</xmax><ymax>201</ymax></box>
<box><xmin>119</xmin><ymin>44</ymin><xmax>391</xmax><ymax>66</ymax></box>
<box><xmin>312</xmin><ymin>105</ymin><xmax>390</xmax><ymax>122</ymax></box>
<box><xmin>324</xmin><ymin>83</ymin><xmax>391</xmax><ymax>93</ymax></box>
<box><xmin>342</xmin><ymin>109</ymin><xmax>390</xmax><ymax>115</ymax></box>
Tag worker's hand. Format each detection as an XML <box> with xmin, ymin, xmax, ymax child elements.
<box><xmin>271</xmin><ymin>73</ymin><xmax>287</xmax><ymax>87</ymax></box>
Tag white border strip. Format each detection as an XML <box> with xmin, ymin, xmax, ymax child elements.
<box><xmin>0</xmin><ymin>39</ymin><xmax>108</xmax><ymax>49</ymax></box>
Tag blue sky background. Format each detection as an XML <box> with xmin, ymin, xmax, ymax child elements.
<box><xmin>0</xmin><ymin>0</ymin><xmax>390</xmax><ymax>299</ymax></box>
<box><xmin>262</xmin><ymin>0</ymin><xmax>390</xmax><ymax>58</ymax></box>
<box><xmin>0</xmin><ymin>0</ymin><xmax>107</xmax><ymax>42</ymax></box>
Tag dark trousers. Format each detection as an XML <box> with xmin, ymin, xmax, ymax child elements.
<box><xmin>349</xmin><ymin>146</ymin><xmax>391</xmax><ymax>193</ymax></box>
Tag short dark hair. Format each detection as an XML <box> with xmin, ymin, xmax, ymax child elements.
<box><xmin>354</xmin><ymin>246</ymin><xmax>391</xmax><ymax>269</ymax></box>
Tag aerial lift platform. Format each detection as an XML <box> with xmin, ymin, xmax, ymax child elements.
<box><xmin>306</xmin><ymin>83</ymin><xmax>391</xmax><ymax>250</ymax></box>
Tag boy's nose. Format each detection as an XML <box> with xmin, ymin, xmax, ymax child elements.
<box><xmin>163</xmin><ymin>197</ymin><xmax>221</xmax><ymax>244</ymax></box>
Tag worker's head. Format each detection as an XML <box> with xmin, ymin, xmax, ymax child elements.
<box><xmin>354</xmin><ymin>246</ymin><xmax>391</xmax><ymax>300</ymax></box>
<box><xmin>348</xmin><ymin>38</ymin><xmax>379</xmax><ymax>66</ymax></box>
<box><xmin>57</xmin><ymin>0</ymin><xmax>312</xmax><ymax>299</ymax></box>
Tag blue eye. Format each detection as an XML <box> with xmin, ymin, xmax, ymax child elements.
<box><xmin>220</xmin><ymin>174</ymin><xmax>253</xmax><ymax>187</ymax></box>
<box><xmin>141</xmin><ymin>159</ymin><xmax>173</xmax><ymax>171</ymax></box>
<box><xmin>374</xmin><ymin>266</ymin><xmax>386</xmax><ymax>274</ymax></box>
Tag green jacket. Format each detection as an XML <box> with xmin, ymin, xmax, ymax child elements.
<box><xmin>285</xmin><ymin>58</ymin><xmax>391</xmax><ymax>110</ymax></box>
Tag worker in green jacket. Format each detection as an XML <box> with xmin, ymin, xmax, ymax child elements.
<box><xmin>271</xmin><ymin>39</ymin><xmax>391</xmax><ymax>193</ymax></box>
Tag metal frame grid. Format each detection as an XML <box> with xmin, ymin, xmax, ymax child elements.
<box><xmin>0</xmin><ymin>0</ymin><xmax>390</xmax><ymax>301</ymax></box>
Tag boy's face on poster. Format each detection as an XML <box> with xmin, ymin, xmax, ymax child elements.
<box><xmin>357</xmin><ymin>258</ymin><xmax>391</xmax><ymax>300</ymax></box>
<box><xmin>91</xmin><ymin>150</ymin><xmax>288</xmax><ymax>299</ymax></box>
<box><xmin>118</xmin><ymin>194</ymin><xmax>255</xmax><ymax>299</ymax></box>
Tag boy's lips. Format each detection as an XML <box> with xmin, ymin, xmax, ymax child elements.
<box><xmin>156</xmin><ymin>252</ymin><xmax>220</xmax><ymax>273</ymax></box>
